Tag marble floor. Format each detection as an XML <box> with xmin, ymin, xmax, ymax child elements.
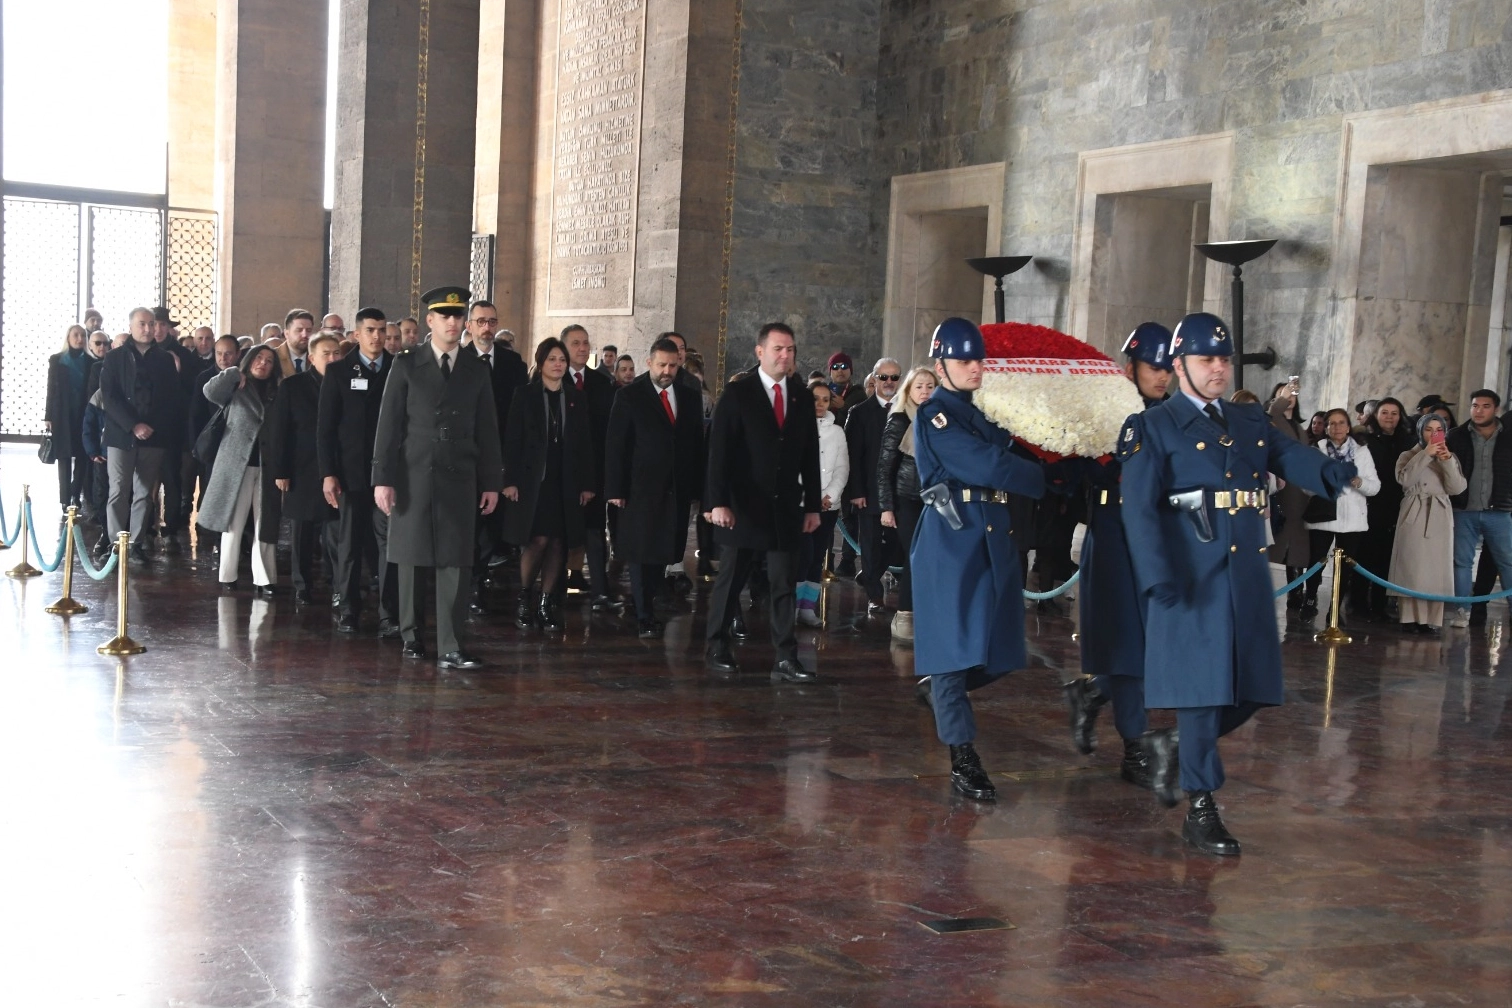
<box><xmin>2</xmin><ymin>449</ymin><xmax>1510</xmax><ymax>1006</ymax></box>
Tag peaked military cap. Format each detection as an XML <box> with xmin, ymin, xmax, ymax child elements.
<box><xmin>422</xmin><ymin>286</ymin><xmax>471</xmax><ymax>315</ymax></box>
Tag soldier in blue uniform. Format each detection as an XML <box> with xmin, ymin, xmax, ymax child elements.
<box><xmin>1064</xmin><ymin>322</ymin><xmax>1173</xmax><ymax>788</ymax></box>
<box><xmin>912</xmin><ymin>317</ymin><xmax>1048</xmax><ymax>801</ymax></box>
<box><xmin>1120</xmin><ymin>312</ymin><xmax>1353</xmax><ymax>855</ymax></box>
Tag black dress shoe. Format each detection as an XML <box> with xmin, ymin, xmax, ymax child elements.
<box><xmin>1143</xmin><ymin>727</ymin><xmax>1181</xmax><ymax>807</ymax></box>
<box><xmin>729</xmin><ymin>615</ymin><xmax>749</xmax><ymax>640</ymax></box>
<box><xmin>1120</xmin><ymin>736</ymin><xmax>1153</xmax><ymax>789</ymax></box>
<box><xmin>949</xmin><ymin>743</ymin><xmax>996</xmax><ymax>801</ymax></box>
<box><xmin>637</xmin><ymin>618</ymin><xmax>664</xmax><ymax>639</ymax></box>
<box><xmin>129</xmin><ymin>545</ymin><xmax>151</xmax><ymax>564</ymax></box>
<box><xmin>770</xmin><ymin>658</ymin><xmax>816</xmax><ymax>683</ymax></box>
<box><xmin>293</xmin><ymin>589</ymin><xmax>312</xmax><ymax>606</ymax></box>
<box><xmin>402</xmin><ymin>640</ymin><xmax>426</xmax><ymax>659</ymax></box>
<box><xmin>161</xmin><ymin>536</ymin><xmax>182</xmax><ymax>555</ymax></box>
<box><xmin>590</xmin><ymin>593</ymin><xmax>624</xmax><ymax>613</ymax></box>
<box><xmin>1299</xmin><ymin>594</ymin><xmax>1319</xmax><ymax>621</ymax></box>
<box><xmin>915</xmin><ymin>677</ymin><xmax>934</xmax><ymax>709</ymax></box>
<box><xmin>705</xmin><ymin>640</ymin><xmax>739</xmax><ymax>674</ymax></box>
<box><xmin>469</xmin><ymin>594</ymin><xmax>488</xmax><ymax>615</ymax></box>
<box><xmin>1183</xmin><ymin>790</ymin><xmax>1241</xmax><ymax>856</ymax></box>
<box><xmin>336</xmin><ymin>613</ymin><xmax>360</xmax><ymax>634</ymax></box>
<box><xmin>254</xmin><ymin>585</ymin><xmax>278</xmax><ymax>599</ymax></box>
<box><xmin>219</xmin><ymin>581</ymin><xmax>237</xmax><ymax>592</ymax></box>
<box><xmin>867</xmin><ymin>600</ymin><xmax>886</xmax><ymax>614</ymax></box>
<box><xmin>377</xmin><ymin>618</ymin><xmax>401</xmax><ymax>639</ymax></box>
<box><xmin>438</xmin><ymin>650</ymin><xmax>484</xmax><ymax>669</ymax></box>
<box><xmin>1063</xmin><ymin>677</ymin><xmax>1108</xmax><ymax>755</ymax></box>
<box><xmin>330</xmin><ymin>592</ymin><xmax>343</xmax><ymax>610</ymax></box>
<box><xmin>671</xmin><ymin>573</ymin><xmax>693</xmax><ymax>594</ymax></box>
<box><xmin>1036</xmin><ymin>597</ymin><xmax>1068</xmax><ymax>616</ymax></box>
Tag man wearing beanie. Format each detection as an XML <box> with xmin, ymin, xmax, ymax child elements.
<box><xmin>826</xmin><ymin>352</ymin><xmax>867</xmax><ymax>423</ymax></box>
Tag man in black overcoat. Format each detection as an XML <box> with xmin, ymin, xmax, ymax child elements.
<box><xmin>373</xmin><ymin>287</ymin><xmax>503</xmax><ymax>669</ymax></box>
<box><xmin>318</xmin><ymin>307</ymin><xmax>398</xmax><ymax>636</ymax></box>
<box><xmin>704</xmin><ymin>323</ymin><xmax>822</xmax><ymax>682</ymax></box>
<box><xmin>462</xmin><ymin>298</ymin><xmax>528</xmax><ymax>608</ymax></box>
<box><xmin>605</xmin><ymin>338</ymin><xmax>705</xmax><ymax>637</ymax></box>
<box><xmin>844</xmin><ymin>357</ymin><xmax>903</xmax><ymax>609</ymax></box>
<box><xmin>563</xmin><ymin>324</ymin><xmax>620</xmax><ymax>610</ymax></box>
<box><xmin>269</xmin><ymin>332</ymin><xmax>340</xmax><ymax>605</ymax></box>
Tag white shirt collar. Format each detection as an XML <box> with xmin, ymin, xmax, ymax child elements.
<box><xmin>430</xmin><ymin>340</ymin><xmax>459</xmax><ymax>365</ymax></box>
<box><xmin>757</xmin><ymin>368</ymin><xmax>784</xmax><ymax>397</ymax></box>
<box><xmin>1182</xmin><ymin>390</ymin><xmax>1219</xmax><ymax>415</ymax></box>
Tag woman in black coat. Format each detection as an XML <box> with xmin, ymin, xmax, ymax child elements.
<box><xmin>45</xmin><ymin>324</ymin><xmax>93</xmax><ymax>509</ymax></box>
<box><xmin>877</xmin><ymin>367</ymin><xmax>935</xmax><ymax>640</ymax></box>
<box><xmin>501</xmin><ymin>338</ymin><xmax>595</xmax><ymax>630</ymax></box>
<box><xmin>1354</xmin><ymin>396</ymin><xmax>1415</xmax><ymax>620</ymax></box>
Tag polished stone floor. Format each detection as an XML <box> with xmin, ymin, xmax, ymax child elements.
<box><xmin>3</xmin><ymin>447</ymin><xmax>1511</xmax><ymax>1006</ymax></box>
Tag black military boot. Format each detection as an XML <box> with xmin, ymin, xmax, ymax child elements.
<box><xmin>1182</xmin><ymin>790</ymin><xmax>1241</xmax><ymax>856</ymax></box>
<box><xmin>1142</xmin><ymin>727</ymin><xmax>1181</xmax><ymax>807</ymax></box>
<box><xmin>948</xmin><ymin>743</ymin><xmax>996</xmax><ymax>801</ymax></box>
<box><xmin>1119</xmin><ymin>737</ymin><xmax>1152</xmax><ymax>789</ymax></box>
<box><xmin>1063</xmin><ymin>677</ymin><xmax>1108</xmax><ymax>755</ymax></box>
<box><xmin>1299</xmin><ymin>588</ymin><xmax>1319</xmax><ymax>621</ymax></box>
<box><xmin>515</xmin><ymin>588</ymin><xmax>537</xmax><ymax>629</ymax></box>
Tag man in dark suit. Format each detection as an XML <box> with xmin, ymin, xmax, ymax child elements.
<box><xmin>563</xmin><ymin>323</ymin><xmax>620</xmax><ymax>610</ymax></box>
<box><xmin>100</xmin><ymin>306</ymin><xmax>180</xmax><ymax>560</ymax></box>
<box><xmin>844</xmin><ymin>357</ymin><xmax>903</xmax><ymax>610</ymax></box>
<box><xmin>704</xmin><ymin>322</ymin><xmax>822</xmax><ymax>682</ymax></box>
<box><xmin>605</xmin><ymin>338</ymin><xmax>705</xmax><ymax>637</ymax></box>
<box><xmin>150</xmin><ymin>306</ymin><xmax>196</xmax><ymax>550</ymax></box>
<box><xmin>269</xmin><ymin>332</ymin><xmax>341</xmax><ymax>605</ymax></box>
<box><xmin>318</xmin><ymin>306</ymin><xmax>397</xmax><ymax>635</ymax></box>
<box><xmin>373</xmin><ymin>286</ymin><xmax>503</xmax><ymax>669</ymax></box>
<box><xmin>462</xmin><ymin>298</ymin><xmax>528</xmax><ymax>609</ymax></box>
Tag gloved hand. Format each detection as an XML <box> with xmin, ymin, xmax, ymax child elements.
<box><xmin>1149</xmin><ymin>582</ymin><xmax>1183</xmax><ymax>607</ymax></box>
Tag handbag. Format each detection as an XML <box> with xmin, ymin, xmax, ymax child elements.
<box><xmin>1302</xmin><ymin>493</ymin><xmax>1336</xmax><ymax>524</ymax></box>
<box><xmin>193</xmin><ymin>407</ymin><xmax>227</xmax><ymax>467</ymax></box>
<box><xmin>37</xmin><ymin>435</ymin><xmax>56</xmax><ymax>465</ymax></box>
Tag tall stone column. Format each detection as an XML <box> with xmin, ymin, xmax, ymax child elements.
<box><xmin>330</xmin><ymin>0</ymin><xmax>480</xmax><ymax>322</ymax></box>
<box><xmin>214</xmin><ymin>0</ymin><xmax>328</xmax><ymax>336</ymax></box>
<box><xmin>168</xmin><ymin>0</ymin><xmax>217</xmax><ymax>211</ymax></box>
<box><xmin>473</xmin><ymin>0</ymin><xmax>539</xmax><ymax>335</ymax></box>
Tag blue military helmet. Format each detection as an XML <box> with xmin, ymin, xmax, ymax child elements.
<box><xmin>1120</xmin><ymin>322</ymin><xmax>1173</xmax><ymax>372</ymax></box>
<box><xmin>1168</xmin><ymin>312</ymin><xmax>1233</xmax><ymax>357</ymax></box>
<box><xmin>929</xmin><ymin>317</ymin><xmax>985</xmax><ymax>360</ymax></box>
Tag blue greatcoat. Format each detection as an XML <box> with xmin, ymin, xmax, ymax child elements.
<box><xmin>1119</xmin><ymin>395</ymin><xmax>1350</xmax><ymax>709</ymax></box>
<box><xmin>911</xmin><ymin>386</ymin><xmax>1047</xmax><ymax>677</ymax></box>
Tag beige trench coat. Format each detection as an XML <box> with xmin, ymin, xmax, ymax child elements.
<box><xmin>1387</xmin><ymin>446</ymin><xmax>1466</xmax><ymax>597</ymax></box>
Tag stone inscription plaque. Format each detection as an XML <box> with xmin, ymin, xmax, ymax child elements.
<box><xmin>546</xmin><ymin>0</ymin><xmax>646</xmax><ymax>316</ymax></box>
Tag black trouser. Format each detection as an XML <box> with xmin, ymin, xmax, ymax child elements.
<box><xmin>1473</xmin><ymin>549</ymin><xmax>1501</xmax><ymax>615</ymax></box>
<box><xmin>628</xmin><ymin>563</ymin><xmax>664</xmax><ymax>623</ymax></box>
<box><xmin>798</xmin><ymin>510</ymin><xmax>840</xmax><ymax>583</ymax></box>
<box><xmin>180</xmin><ymin>451</ymin><xmax>203</xmax><ymax>523</ymax></box>
<box><xmin>583</xmin><ymin>498</ymin><xmax>611</xmax><ymax>596</ymax></box>
<box><xmin>707</xmin><ymin>544</ymin><xmax>798</xmax><ymax>662</ymax></box>
<box><xmin>159</xmin><ymin>446</ymin><xmax>185</xmax><ymax>533</ymax></box>
<box><xmin>1307</xmin><ymin>529</ymin><xmax>1363</xmax><ymax>601</ymax></box>
<box><xmin>695</xmin><ymin>512</ymin><xmax>716</xmax><ymax>571</ymax></box>
<box><xmin>1352</xmin><ymin>521</ymin><xmax>1395</xmax><ymax>615</ymax></box>
<box><xmin>893</xmin><ymin>496</ymin><xmax>923</xmax><ymax>611</ymax></box>
<box><xmin>56</xmin><ymin>454</ymin><xmax>87</xmax><ymax>509</ymax></box>
<box><xmin>474</xmin><ymin>507</ymin><xmax>503</xmax><ymax>587</ymax></box>
<box><xmin>290</xmin><ymin>518</ymin><xmax>333</xmax><ymax>592</ymax></box>
<box><xmin>83</xmin><ymin>458</ymin><xmax>108</xmax><ymax>522</ymax></box>
<box><xmin>334</xmin><ymin>493</ymin><xmax>396</xmax><ymax>620</ymax></box>
<box><xmin>856</xmin><ymin>510</ymin><xmax>887</xmax><ymax>601</ymax></box>
<box><xmin>399</xmin><ymin>564</ymin><xmax>468</xmax><ymax>654</ymax></box>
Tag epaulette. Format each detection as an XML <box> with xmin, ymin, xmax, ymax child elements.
<box><xmin>1116</xmin><ymin>413</ymin><xmax>1144</xmax><ymax>460</ymax></box>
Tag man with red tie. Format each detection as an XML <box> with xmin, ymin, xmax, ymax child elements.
<box><xmin>703</xmin><ymin>322</ymin><xmax>823</xmax><ymax>682</ymax></box>
<box><xmin>605</xmin><ymin>338</ymin><xmax>705</xmax><ymax>637</ymax></box>
<box><xmin>562</xmin><ymin>324</ymin><xmax>619</xmax><ymax>611</ymax></box>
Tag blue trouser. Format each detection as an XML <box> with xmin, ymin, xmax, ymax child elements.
<box><xmin>1091</xmin><ymin>674</ymin><xmax>1149</xmax><ymax>740</ymax></box>
<box><xmin>1453</xmin><ymin>509</ymin><xmax>1512</xmax><ymax>610</ymax></box>
<box><xmin>1176</xmin><ymin>701</ymin><xmax>1262</xmax><ymax>793</ymax></box>
<box><xmin>928</xmin><ymin>666</ymin><xmax>1011</xmax><ymax>745</ymax></box>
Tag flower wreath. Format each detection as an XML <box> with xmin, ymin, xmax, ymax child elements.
<box><xmin>977</xmin><ymin>322</ymin><xmax>1144</xmax><ymax>461</ymax></box>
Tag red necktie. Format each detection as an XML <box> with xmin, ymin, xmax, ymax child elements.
<box><xmin>575</xmin><ymin>371</ymin><xmax>584</xmax><ymax>392</ymax></box>
<box><xmin>660</xmin><ymin>388</ymin><xmax>676</xmax><ymax>424</ymax></box>
<box><xmin>773</xmin><ymin>382</ymin><xmax>785</xmax><ymax>428</ymax></box>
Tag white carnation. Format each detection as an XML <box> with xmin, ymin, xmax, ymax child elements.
<box><xmin>977</xmin><ymin>371</ymin><xmax>1144</xmax><ymax>457</ymax></box>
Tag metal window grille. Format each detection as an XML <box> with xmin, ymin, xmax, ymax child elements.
<box><xmin>1</xmin><ymin>199</ymin><xmax>80</xmax><ymax>437</ymax></box>
<box><xmin>89</xmin><ymin>205</ymin><xmax>164</xmax><ymax>338</ymax></box>
<box><xmin>168</xmin><ymin>211</ymin><xmax>217</xmax><ymax>330</ymax></box>
<box><xmin>470</xmin><ymin>233</ymin><xmax>494</xmax><ymax>303</ymax></box>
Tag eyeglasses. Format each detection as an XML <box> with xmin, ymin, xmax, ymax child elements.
<box><xmin>876</xmin><ymin>374</ymin><xmax>902</xmax><ymax>382</ymax></box>
<box><xmin>830</xmin><ymin>363</ymin><xmax>850</xmax><ymax>370</ymax></box>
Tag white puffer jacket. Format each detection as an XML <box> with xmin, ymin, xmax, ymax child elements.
<box><xmin>1306</xmin><ymin>436</ymin><xmax>1380</xmax><ymax>533</ymax></box>
<box><xmin>817</xmin><ymin>411</ymin><xmax>849</xmax><ymax>511</ymax></box>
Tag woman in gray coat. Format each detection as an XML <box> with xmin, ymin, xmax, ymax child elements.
<box><xmin>198</xmin><ymin>345</ymin><xmax>283</xmax><ymax>594</ymax></box>
<box><xmin>1389</xmin><ymin>413</ymin><xmax>1466</xmax><ymax>635</ymax></box>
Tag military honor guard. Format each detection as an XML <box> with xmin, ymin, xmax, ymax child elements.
<box><xmin>1064</xmin><ymin>322</ymin><xmax>1174</xmax><ymax>787</ymax></box>
<box><xmin>1119</xmin><ymin>312</ymin><xmax>1353</xmax><ymax>854</ymax></box>
<box><xmin>372</xmin><ymin>286</ymin><xmax>504</xmax><ymax>669</ymax></box>
<box><xmin>911</xmin><ymin>318</ymin><xmax>1048</xmax><ymax>801</ymax></box>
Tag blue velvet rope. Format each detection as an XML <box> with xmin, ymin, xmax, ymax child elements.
<box><xmin>0</xmin><ymin>493</ymin><xmax>19</xmax><ymax>547</ymax></box>
<box><xmin>72</xmin><ymin>526</ymin><xmax>118</xmax><ymax>581</ymax></box>
<box><xmin>1024</xmin><ymin>569</ymin><xmax>1079</xmax><ymax>600</ymax></box>
<box><xmin>23</xmin><ymin>500</ymin><xmax>67</xmax><ymax>573</ymax></box>
<box><xmin>1350</xmin><ymin>559</ymin><xmax>1512</xmax><ymax>604</ymax></box>
<box><xmin>1273</xmin><ymin>561</ymin><xmax>1325</xmax><ymax>598</ymax></box>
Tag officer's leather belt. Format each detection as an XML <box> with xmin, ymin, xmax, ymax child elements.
<box><xmin>1210</xmin><ymin>489</ymin><xmax>1267</xmax><ymax>508</ymax></box>
<box><xmin>960</xmin><ymin>488</ymin><xmax>1011</xmax><ymax>504</ymax></box>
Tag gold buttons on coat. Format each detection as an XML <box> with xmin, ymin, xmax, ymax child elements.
<box><xmin>1257</xmin><ymin>439</ymin><xmax>1264</xmax><ymax>446</ymax></box>
<box><xmin>1258</xmin><ymin>546</ymin><xmax>1267</xmax><ymax>553</ymax></box>
<box><xmin>1196</xmin><ymin>442</ymin><xmax>1206</xmax><ymax>450</ymax></box>
<box><xmin>1230</xmin><ymin>545</ymin><xmax>1237</xmax><ymax>552</ymax></box>
<box><xmin>986</xmin><ymin>525</ymin><xmax>993</xmax><ymax>532</ymax></box>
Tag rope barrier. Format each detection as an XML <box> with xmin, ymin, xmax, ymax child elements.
<box><xmin>24</xmin><ymin>500</ymin><xmax>67</xmax><ymax>573</ymax></box>
<box><xmin>1273</xmin><ymin>561</ymin><xmax>1325</xmax><ymax>598</ymax></box>
<box><xmin>1024</xmin><ymin>569</ymin><xmax>1079</xmax><ymax>600</ymax></box>
<box><xmin>1348</xmin><ymin>559</ymin><xmax>1512</xmax><ymax>604</ymax></box>
<box><xmin>0</xmin><ymin>492</ymin><xmax>19</xmax><ymax>547</ymax></box>
<box><xmin>71</xmin><ymin>525</ymin><xmax>118</xmax><ymax>581</ymax></box>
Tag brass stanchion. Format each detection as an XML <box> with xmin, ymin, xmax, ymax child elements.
<box><xmin>5</xmin><ymin>484</ymin><xmax>42</xmax><ymax>579</ymax></box>
<box><xmin>45</xmin><ymin>506</ymin><xmax>88</xmax><ymax>615</ymax></box>
<box><xmin>1314</xmin><ymin>547</ymin><xmax>1352</xmax><ymax>645</ymax></box>
<box><xmin>97</xmin><ymin>532</ymin><xmax>145</xmax><ymax>655</ymax></box>
<box><xmin>1322</xmin><ymin>645</ymin><xmax>1337</xmax><ymax>729</ymax></box>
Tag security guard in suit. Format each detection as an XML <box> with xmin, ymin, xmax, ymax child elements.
<box><xmin>1119</xmin><ymin>312</ymin><xmax>1353</xmax><ymax>855</ymax></box>
<box><xmin>1065</xmin><ymin>322</ymin><xmax>1173</xmax><ymax>788</ymax></box>
<box><xmin>912</xmin><ymin>317</ymin><xmax>1048</xmax><ymax>801</ymax></box>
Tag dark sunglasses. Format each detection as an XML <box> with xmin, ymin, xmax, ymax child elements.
<box><xmin>876</xmin><ymin>374</ymin><xmax>902</xmax><ymax>382</ymax></box>
<box><xmin>829</xmin><ymin>362</ymin><xmax>850</xmax><ymax>370</ymax></box>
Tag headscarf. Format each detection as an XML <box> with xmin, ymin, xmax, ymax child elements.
<box><xmin>1416</xmin><ymin>412</ymin><xmax>1447</xmax><ymax>447</ymax></box>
